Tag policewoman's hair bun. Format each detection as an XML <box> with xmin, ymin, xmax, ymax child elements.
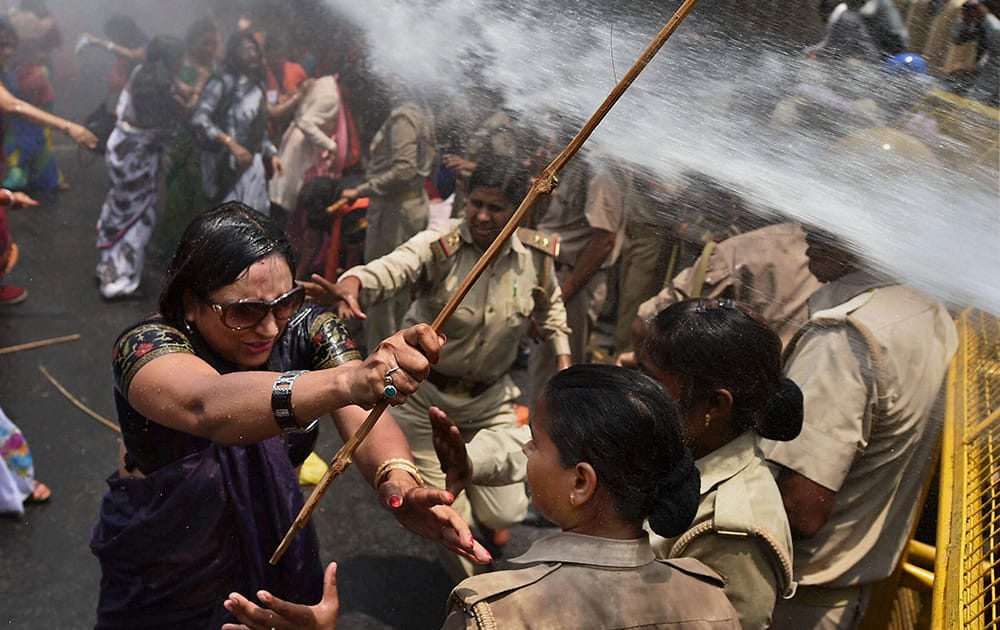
<box><xmin>648</xmin><ymin>447</ymin><xmax>701</xmax><ymax>538</ymax></box>
<box><xmin>755</xmin><ymin>377</ymin><xmax>803</xmax><ymax>442</ymax></box>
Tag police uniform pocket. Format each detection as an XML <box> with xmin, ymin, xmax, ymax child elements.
<box><xmin>505</xmin><ymin>295</ymin><xmax>535</xmax><ymax>328</ymax></box>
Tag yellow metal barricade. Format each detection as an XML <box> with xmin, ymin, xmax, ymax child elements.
<box><xmin>933</xmin><ymin>308</ymin><xmax>1000</xmax><ymax>629</ymax></box>
<box><xmin>903</xmin><ymin>89</ymin><xmax>1000</xmax><ymax>188</ymax></box>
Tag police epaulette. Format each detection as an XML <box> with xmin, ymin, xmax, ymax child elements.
<box><xmin>430</xmin><ymin>226</ymin><xmax>463</xmax><ymax>260</ymax></box>
<box><xmin>516</xmin><ymin>227</ymin><xmax>560</xmax><ymax>257</ymax></box>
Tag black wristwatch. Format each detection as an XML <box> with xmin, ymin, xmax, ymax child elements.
<box><xmin>272</xmin><ymin>370</ymin><xmax>318</xmax><ymax>433</ymax></box>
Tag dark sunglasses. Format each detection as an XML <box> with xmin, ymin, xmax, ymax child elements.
<box><xmin>207</xmin><ymin>285</ymin><xmax>305</xmax><ymax>331</ymax></box>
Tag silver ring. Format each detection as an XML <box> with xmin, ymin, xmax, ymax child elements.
<box><xmin>385</xmin><ymin>366</ymin><xmax>401</xmax><ymax>376</ymax></box>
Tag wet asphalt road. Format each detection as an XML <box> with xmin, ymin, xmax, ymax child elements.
<box><xmin>0</xmin><ymin>141</ymin><xmax>547</xmax><ymax>629</ymax></box>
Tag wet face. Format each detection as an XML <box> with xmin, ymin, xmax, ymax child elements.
<box><xmin>805</xmin><ymin>229</ymin><xmax>855</xmax><ymax>283</ymax></box>
<box><xmin>237</xmin><ymin>38</ymin><xmax>261</xmax><ymax>73</ymax></box>
<box><xmin>184</xmin><ymin>254</ymin><xmax>294</xmax><ymax>369</ymax></box>
<box><xmin>524</xmin><ymin>398</ymin><xmax>574</xmax><ymax>528</ymax></box>
<box><xmin>465</xmin><ymin>186</ymin><xmax>515</xmax><ymax>250</ymax></box>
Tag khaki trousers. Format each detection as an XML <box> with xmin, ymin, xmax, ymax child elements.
<box><xmin>390</xmin><ymin>374</ymin><xmax>529</xmax><ymax>581</ymax></box>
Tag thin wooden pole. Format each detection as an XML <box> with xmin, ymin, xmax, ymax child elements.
<box><xmin>38</xmin><ymin>365</ymin><xmax>120</xmax><ymax>433</ymax></box>
<box><xmin>0</xmin><ymin>333</ymin><xmax>80</xmax><ymax>356</ymax></box>
<box><xmin>271</xmin><ymin>0</ymin><xmax>703</xmax><ymax>565</ymax></box>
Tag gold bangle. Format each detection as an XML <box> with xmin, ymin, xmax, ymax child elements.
<box><xmin>374</xmin><ymin>458</ymin><xmax>424</xmax><ymax>488</ymax></box>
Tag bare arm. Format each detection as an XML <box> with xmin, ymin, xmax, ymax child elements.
<box><xmin>0</xmin><ymin>83</ymin><xmax>97</xmax><ymax>149</ymax></box>
<box><xmin>776</xmin><ymin>466</ymin><xmax>837</xmax><ymax>539</ymax></box>
<box><xmin>561</xmin><ymin>228</ymin><xmax>615</xmax><ymax>302</ymax></box>
<box><xmin>81</xmin><ymin>33</ymin><xmax>145</xmax><ymax>61</ymax></box>
<box><xmin>127</xmin><ymin>325</ymin><xmax>442</xmax><ymax>445</ymax></box>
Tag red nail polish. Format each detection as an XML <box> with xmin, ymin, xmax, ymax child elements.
<box><xmin>389</xmin><ymin>496</ymin><xmax>402</xmax><ymax>508</ymax></box>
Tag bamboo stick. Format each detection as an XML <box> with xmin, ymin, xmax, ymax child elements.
<box><xmin>38</xmin><ymin>365</ymin><xmax>120</xmax><ymax>433</ymax></box>
<box><xmin>325</xmin><ymin>197</ymin><xmax>350</xmax><ymax>215</ymax></box>
<box><xmin>271</xmin><ymin>0</ymin><xmax>703</xmax><ymax>565</ymax></box>
<box><xmin>0</xmin><ymin>333</ymin><xmax>80</xmax><ymax>356</ymax></box>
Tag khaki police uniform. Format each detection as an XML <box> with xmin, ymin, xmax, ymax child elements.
<box><xmin>921</xmin><ymin>0</ymin><xmax>966</xmax><ymax>75</ymax></box>
<box><xmin>342</xmin><ymin>219</ymin><xmax>570</xmax><ymax>579</ymax></box>
<box><xmin>636</xmin><ymin>223</ymin><xmax>822</xmax><ymax>349</ymax></box>
<box><xmin>526</xmin><ymin>156</ymin><xmax>627</xmax><ymax>402</ymax></box>
<box><xmin>650</xmin><ymin>431</ymin><xmax>796</xmax><ymax>630</ymax></box>
<box><xmin>762</xmin><ymin>270</ymin><xmax>958</xmax><ymax>629</ymax></box>
<box><xmin>443</xmin><ymin>531</ymin><xmax>741</xmax><ymax>630</ymax></box>
<box><xmin>450</xmin><ymin>108</ymin><xmax>523</xmax><ymax>217</ymax></box>
<box><xmin>905</xmin><ymin>0</ymin><xmax>936</xmax><ymax>54</ymax></box>
<box><xmin>357</xmin><ymin>102</ymin><xmax>436</xmax><ymax>352</ymax></box>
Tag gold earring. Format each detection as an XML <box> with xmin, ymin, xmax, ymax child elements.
<box><xmin>569</xmin><ymin>494</ymin><xmax>576</xmax><ymax>506</ymax></box>
<box><xmin>704</xmin><ymin>413</ymin><xmax>711</xmax><ymax>428</ymax></box>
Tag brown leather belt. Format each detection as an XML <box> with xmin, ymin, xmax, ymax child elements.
<box><xmin>426</xmin><ymin>369</ymin><xmax>495</xmax><ymax>397</ymax></box>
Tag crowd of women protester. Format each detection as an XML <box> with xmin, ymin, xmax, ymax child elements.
<box><xmin>0</xmin><ymin>0</ymin><xmax>981</xmax><ymax>628</ymax></box>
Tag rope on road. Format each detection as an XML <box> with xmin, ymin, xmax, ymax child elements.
<box><xmin>38</xmin><ymin>364</ymin><xmax>120</xmax><ymax>434</ymax></box>
<box><xmin>0</xmin><ymin>333</ymin><xmax>81</xmax><ymax>355</ymax></box>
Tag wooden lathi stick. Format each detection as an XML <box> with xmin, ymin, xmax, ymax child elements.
<box><xmin>0</xmin><ymin>333</ymin><xmax>80</xmax><ymax>355</ymax></box>
<box><xmin>326</xmin><ymin>197</ymin><xmax>350</xmax><ymax>215</ymax></box>
<box><xmin>38</xmin><ymin>365</ymin><xmax>120</xmax><ymax>433</ymax></box>
<box><xmin>271</xmin><ymin>0</ymin><xmax>703</xmax><ymax>565</ymax></box>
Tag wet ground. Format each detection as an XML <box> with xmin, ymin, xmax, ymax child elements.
<box><xmin>0</xmin><ymin>141</ymin><xmax>552</xmax><ymax>629</ymax></box>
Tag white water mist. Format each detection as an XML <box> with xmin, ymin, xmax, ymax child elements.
<box><xmin>332</xmin><ymin>0</ymin><xmax>998</xmax><ymax>312</ymax></box>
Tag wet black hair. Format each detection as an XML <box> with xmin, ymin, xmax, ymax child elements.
<box><xmin>159</xmin><ymin>202</ymin><xmax>296</xmax><ymax>325</ymax></box>
<box><xmin>673</xmin><ymin>170</ymin><xmax>751</xmax><ymax>234</ymax></box>
<box><xmin>644</xmin><ymin>298</ymin><xmax>803</xmax><ymax>442</ymax></box>
<box><xmin>103</xmin><ymin>13</ymin><xmax>147</xmax><ymax>49</ymax></box>
<box><xmin>0</xmin><ymin>20</ymin><xmax>17</xmax><ymax>47</ymax></box>
<box><xmin>299</xmin><ymin>176</ymin><xmax>344</xmax><ymax>232</ymax></box>
<box><xmin>131</xmin><ymin>35</ymin><xmax>185</xmax><ymax>129</ymax></box>
<box><xmin>468</xmin><ymin>156</ymin><xmax>530</xmax><ymax>206</ymax></box>
<box><xmin>542</xmin><ymin>364</ymin><xmax>700</xmax><ymax>538</ymax></box>
<box><xmin>222</xmin><ymin>30</ymin><xmax>265</xmax><ymax>85</ymax></box>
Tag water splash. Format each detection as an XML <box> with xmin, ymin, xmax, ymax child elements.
<box><xmin>331</xmin><ymin>0</ymin><xmax>998</xmax><ymax>312</ymax></box>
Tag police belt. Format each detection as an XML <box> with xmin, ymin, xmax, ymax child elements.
<box><xmin>426</xmin><ymin>369</ymin><xmax>496</xmax><ymax>397</ymax></box>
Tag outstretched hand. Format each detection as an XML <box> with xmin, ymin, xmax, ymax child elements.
<box><xmin>429</xmin><ymin>406</ymin><xmax>471</xmax><ymax>498</ymax></box>
<box><xmin>382</xmin><ymin>478</ymin><xmax>492</xmax><ymax>565</ymax></box>
<box><xmin>68</xmin><ymin>123</ymin><xmax>98</xmax><ymax>150</ymax></box>
<box><xmin>10</xmin><ymin>191</ymin><xmax>38</xmax><ymax>208</ymax></box>
<box><xmin>222</xmin><ymin>561</ymin><xmax>340</xmax><ymax>630</ymax></box>
<box><xmin>302</xmin><ymin>274</ymin><xmax>365</xmax><ymax>320</ymax></box>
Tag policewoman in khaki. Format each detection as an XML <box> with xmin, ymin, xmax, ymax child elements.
<box><xmin>340</xmin><ymin>98</ymin><xmax>437</xmax><ymax>353</ymax></box>
<box><xmin>304</xmin><ymin>157</ymin><xmax>571</xmax><ymax>579</ymax></box>
<box><xmin>442</xmin><ymin>365</ymin><xmax>740</xmax><ymax>630</ymax></box>
<box><xmin>637</xmin><ymin>299</ymin><xmax>803</xmax><ymax>630</ymax></box>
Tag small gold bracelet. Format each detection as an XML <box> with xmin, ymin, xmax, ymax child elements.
<box><xmin>374</xmin><ymin>458</ymin><xmax>424</xmax><ymax>488</ymax></box>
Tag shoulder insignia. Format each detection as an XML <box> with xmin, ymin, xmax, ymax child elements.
<box><xmin>659</xmin><ymin>556</ymin><xmax>727</xmax><ymax>588</ymax></box>
<box><xmin>516</xmin><ymin>227</ymin><xmax>560</xmax><ymax>257</ymax></box>
<box><xmin>430</xmin><ymin>227</ymin><xmax>463</xmax><ymax>261</ymax></box>
<box><xmin>449</xmin><ymin>563</ymin><xmax>558</xmax><ymax>607</ymax></box>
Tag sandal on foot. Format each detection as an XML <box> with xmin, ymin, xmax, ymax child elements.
<box><xmin>24</xmin><ymin>480</ymin><xmax>51</xmax><ymax>504</ymax></box>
